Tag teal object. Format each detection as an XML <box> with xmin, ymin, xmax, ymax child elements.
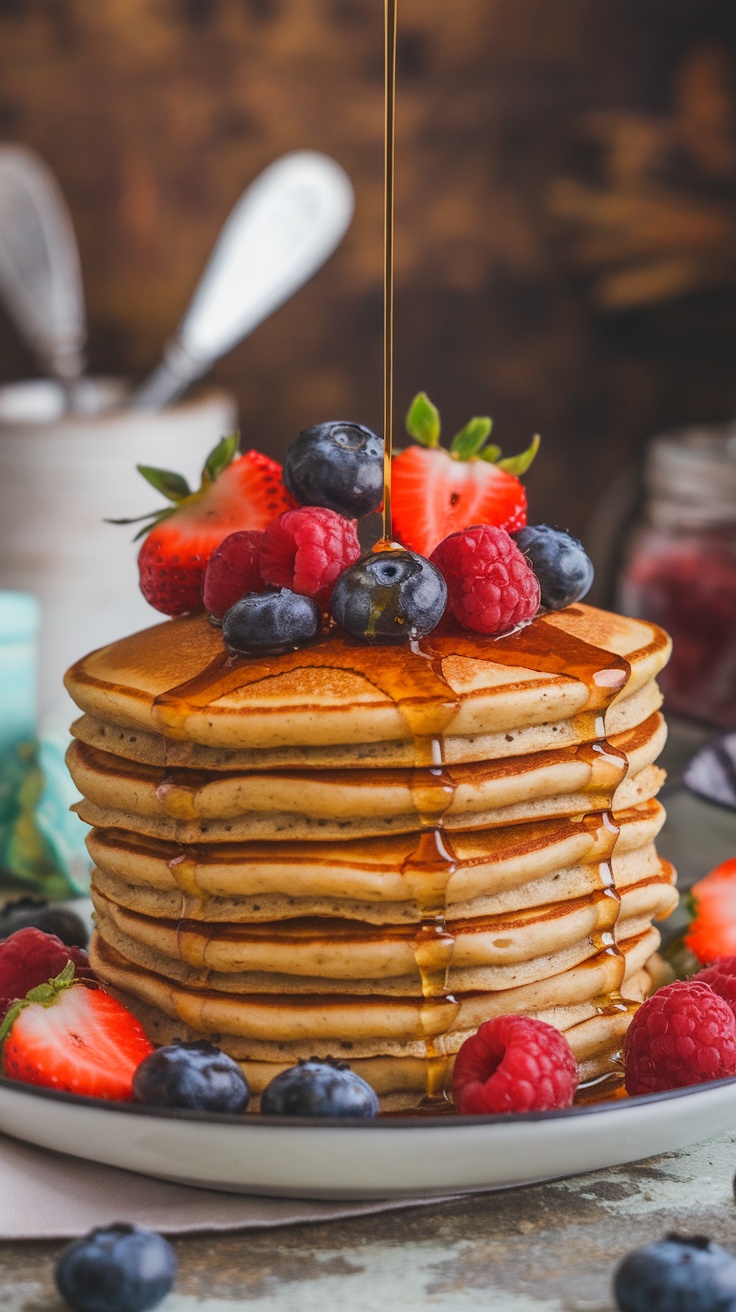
<box><xmin>0</xmin><ymin>591</ymin><xmax>70</xmax><ymax>896</ymax></box>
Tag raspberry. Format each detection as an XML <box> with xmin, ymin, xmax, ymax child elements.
<box><xmin>452</xmin><ymin>1015</ymin><xmax>579</xmax><ymax>1114</ymax></box>
<box><xmin>691</xmin><ymin>957</ymin><xmax>736</xmax><ymax>1020</ymax></box>
<box><xmin>624</xmin><ymin>980</ymin><xmax>736</xmax><ymax>1096</ymax></box>
<box><xmin>260</xmin><ymin>507</ymin><xmax>361</xmax><ymax>609</ymax></box>
<box><xmin>202</xmin><ymin>530</ymin><xmax>264</xmax><ymax>620</ymax></box>
<box><xmin>0</xmin><ymin>928</ymin><xmax>92</xmax><ymax>1021</ymax></box>
<box><xmin>431</xmin><ymin>524</ymin><xmax>540</xmax><ymax>635</ymax></box>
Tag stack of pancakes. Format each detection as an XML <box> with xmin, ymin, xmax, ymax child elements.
<box><xmin>64</xmin><ymin>602</ymin><xmax>675</xmax><ymax>1110</ymax></box>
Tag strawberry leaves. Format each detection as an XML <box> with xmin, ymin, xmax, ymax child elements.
<box><xmin>0</xmin><ymin>959</ymin><xmax>76</xmax><ymax>1044</ymax></box>
<box><xmin>404</xmin><ymin>392</ymin><xmax>540</xmax><ymax>473</ymax></box>
<box><xmin>107</xmin><ymin>432</ymin><xmax>241</xmax><ymax>540</ymax></box>
<box><xmin>406</xmin><ymin>393</ymin><xmax>441</xmax><ymax>448</ymax></box>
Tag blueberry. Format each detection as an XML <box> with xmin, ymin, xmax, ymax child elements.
<box><xmin>283</xmin><ymin>422</ymin><xmax>384</xmax><ymax>519</ymax></box>
<box><xmin>613</xmin><ymin>1234</ymin><xmax>736</xmax><ymax>1312</ymax></box>
<box><xmin>222</xmin><ymin>588</ymin><xmax>320</xmax><ymax>654</ymax></box>
<box><xmin>0</xmin><ymin>898</ymin><xmax>88</xmax><ymax>948</ymax></box>
<box><xmin>330</xmin><ymin>548</ymin><xmax>447</xmax><ymax>644</ymax></box>
<box><xmin>55</xmin><ymin>1224</ymin><xmax>176</xmax><ymax>1312</ymax></box>
<box><xmin>512</xmin><ymin>524</ymin><xmax>594</xmax><ymax>611</ymax></box>
<box><xmin>261</xmin><ymin>1057</ymin><xmax>380</xmax><ymax>1117</ymax></box>
<box><xmin>132</xmin><ymin>1041</ymin><xmax>250</xmax><ymax>1113</ymax></box>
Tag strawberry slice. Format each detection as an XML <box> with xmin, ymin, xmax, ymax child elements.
<box><xmin>391</xmin><ymin>393</ymin><xmax>538</xmax><ymax>558</ymax></box>
<box><xmin>685</xmin><ymin>858</ymin><xmax>736</xmax><ymax>963</ymax></box>
<box><xmin>0</xmin><ymin>962</ymin><xmax>154</xmax><ymax>1100</ymax></box>
<box><xmin>110</xmin><ymin>435</ymin><xmax>294</xmax><ymax>616</ymax></box>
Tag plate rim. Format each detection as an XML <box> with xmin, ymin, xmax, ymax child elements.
<box><xmin>1</xmin><ymin>1070</ymin><xmax>735</xmax><ymax>1129</ymax></box>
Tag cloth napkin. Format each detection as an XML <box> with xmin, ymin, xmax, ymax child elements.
<box><xmin>0</xmin><ymin>1132</ymin><xmax>462</xmax><ymax>1240</ymax></box>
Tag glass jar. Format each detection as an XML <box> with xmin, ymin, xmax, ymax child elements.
<box><xmin>617</xmin><ymin>424</ymin><xmax>736</xmax><ymax>730</ymax></box>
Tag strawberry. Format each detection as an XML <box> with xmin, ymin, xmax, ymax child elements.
<box><xmin>391</xmin><ymin>393</ymin><xmax>539</xmax><ymax>558</ymax></box>
<box><xmin>0</xmin><ymin>962</ymin><xmax>154</xmax><ymax>1100</ymax></box>
<box><xmin>110</xmin><ymin>434</ymin><xmax>293</xmax><ymax>616</ymax></box>
<box><xmin>685</xmin><ymin>858</ymin><xmax>736</xmax><ymax>963</ymax></box>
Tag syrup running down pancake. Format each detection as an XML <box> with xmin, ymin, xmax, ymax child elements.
<box><xmin>66</xmin><ymin>601</ymin><xmax>675</xmax><ymax>1109</ymax></box>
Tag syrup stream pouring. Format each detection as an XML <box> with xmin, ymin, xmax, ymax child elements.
<box><xmin>0</xmin><ymin>144</ymin><xmax>87</xmax><ymax>402</ymax></box>
<box><xmin>131</xmin><ymin>151</ymin><xmax>354</xmax><ymax>410</ymax></box>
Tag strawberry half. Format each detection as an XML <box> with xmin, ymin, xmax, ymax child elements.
<box><xmin>0</xmin><ymin>962</ymin><xmax>154</xmax><ymax>1100</ymax></box>
<box><xmin>685</xmin><ymin>857</ymin><xmax>736</xmax><ymax>963</ymax></box>
<box><xmin>391</xmin><ymin>393</ymin><xmax>539</xmax><ymax>558</ymax></box>
<box><xmin>110</xmin><ymin>434</ymin><xmax>294</xmax><ymax>616</ymax></box>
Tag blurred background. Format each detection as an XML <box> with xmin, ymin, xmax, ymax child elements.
<box><xmin>1</xmin><ymin>0</ymin><xmax>735</xmax><ymax>540</ymax></box>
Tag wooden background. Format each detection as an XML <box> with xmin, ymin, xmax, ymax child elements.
<box><xmin>0</xmin><ymin>0</ymin><xmax>735</xmax><ymax>544</ymax></box>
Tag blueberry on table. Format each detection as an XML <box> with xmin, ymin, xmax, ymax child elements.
<box><xmin>283</xmin><ymin>421</ymin><xmax>384</xmax><ymax>519</ymax></box>
<box><xmin>330</xmin><ymin>548</ymin><xmax>447</xmax><ymax>644</ymax></box>
<box><xmin>132</xmin><ymin>1040</ymin><xmax>250</xmax><ymax>1113</ymax></box>
<box><xmin>512</xmin><ymin>524</ymin><xmax>594</xmax><ymax>611</ymax></box>
<box><xmin>222</xmin><ymin>587</ymin><xmax>320</xmax><ymax>654</ymax></box>
<box><xmin>613</xmin><ymin>1233</ymin><xmax>736</xmax><ymax>1312</ymax></box>
<box><xmin>55</xmin><ymin>1224</ymin><xmax>176</xmax><ymax>1312</ymax></box>
<box><xmin>261</xmin><ymin>1057</ymin><xmax>380</xmax><ymax>1117</ymax></box>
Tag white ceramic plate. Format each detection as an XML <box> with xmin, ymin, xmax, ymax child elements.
<box><xmin>0</xmin><ymin>1076</ymin><xmax>735</xmax><ymax>1199</ymax></box>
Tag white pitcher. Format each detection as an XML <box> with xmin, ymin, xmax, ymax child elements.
<box><xmin>0</xmin><ymin>378</ymin><xmax>237</xmax><ymax>710</ymax></box>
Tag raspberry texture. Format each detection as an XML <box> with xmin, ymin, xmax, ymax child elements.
<box><xmin>624</xmin><ymin>980</ymin><xmax>736</xmax><ymax>1096</ymax></box>
<box><xmin>203</xmin><ymin>530</ymin><xmax>264</xmax><ymax>620</ymax></box>
<box><xmin>691</xmin><ymin>957</ymin><xmax>736</xmax><ymax>1020</ymax></box>
<box><xmin>0</xmin><ymin>928</ymin><xmax>92</xmax><ymax>1021</ymax></box>
<box><xmin>259</xmin><ymin>507</ymin><xmax>361</xmax><ymax>609</ymax></box>
<box><xmin>431</xmin><ymin>524</ymin><xmax>540</xmax><ymax>635</ymax></box>
<box><xmin>452</xmin><ymin>1015</ymin><xmax>579</xmax><ymax>1114</ymax></box>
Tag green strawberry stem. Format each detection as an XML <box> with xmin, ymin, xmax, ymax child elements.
<box><xmin>105</xmin><ymin>432</ymin><xmax>241</xmax><ymax>540</ymax></box>
<box><xmin>0</xmin><ymin>959</ymin><xmax>77</xmax><ymax>1044</ymax></box>
<box><xmin>404</xmin><ymin>392</ymin><xmax>540</xmax><ymax>473</ymax></box>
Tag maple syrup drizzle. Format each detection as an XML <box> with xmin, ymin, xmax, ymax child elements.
<box><xmin>382</xmin><ymin>0</ymin><xmax>397</xmax><ymax>543</ymax></box>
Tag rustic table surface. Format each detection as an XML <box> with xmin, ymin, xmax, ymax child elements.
<box><xmin>0</xmin><ymin>1130</ymin><xmax>734</xmax><ymax>1311</ymax></box>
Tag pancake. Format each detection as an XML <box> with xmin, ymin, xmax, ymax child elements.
<box><xmin>83</xmin><ymin>800</ymin><xmax>666</xmax><ymax>917</ymax></box>
<box><xmin>64</xmin><ymin>604</ymin><xmax>671</xmax><ymax>753</ymax></box>
<box><xmin>90</xmin><ymin>926</ymin><xmax>659</xmax><ymax>1060</ymax></box>
<box><xmin>70</xmin><ymin>596</ymin><xmax>674</xmax><ymax>1109</ymax></box>
<box><xmin>91</xmin><ymin>861</ymin><xmax>676</xmax><ymax>982</ymax></box>
<box><xmin>67</xmin><ymin>712</ymin><xmax>666</xmax><ymax>847</ymax></box>
<box><xmin>70</xmin><ymin>676</ymin><xmax>663</xmax><ymax>770</ymax></box>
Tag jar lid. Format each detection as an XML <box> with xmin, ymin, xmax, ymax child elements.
<box><xmin>0</xmin><ymin>591</ymin><xmax>40</xmax><ymax>644</ymax></box>
<box><xmin>646</xmin><ymin>425</ymin><xmax>736</xmax><ymax>528</ymax></box>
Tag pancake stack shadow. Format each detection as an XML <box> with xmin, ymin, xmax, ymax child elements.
<box><xmin>64</xmin><ymin>603</ymin><xmax>676</xmax><ymax>1111</ymax></box>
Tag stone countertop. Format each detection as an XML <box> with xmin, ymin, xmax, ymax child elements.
<box><xmin>1</xmin><ymin>1131</ymin><xmax>735</xmax><ymax>1311</ymax></box>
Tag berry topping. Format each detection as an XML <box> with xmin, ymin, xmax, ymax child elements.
<box><xmin>56</xmin><ymin>1224</ymin><xmax>177</xmax><ymax>1312</ymax></box>
<box><xmin>452</xmin><ymin>1015</ymin><xmax>579</xmax><ymax>1114</ymax></box>
<box><xmin>203</xmin><ymin>530</ymin><xmax>264</xmax><ymax>621</ymax></box>
<box><xmin>613</xmin><ymin>1234</ymin><xmax>736</xmax><ymax>1312</ymax></box>
<box><xmin>623</xmin><ymin>980</ymin><xmax>736</xmax><ymax>1096</ymax></box>
<box><xmin>111</xmin><ymin>435</ymin><xmax>292</xmax><ymax>616</ymax></box>
<box><xmin>391</xmin><ymin>392</ymin><xmax>538</xmax><ymax>558</ymax></box>
<box><xmin>512</xmin><ymin>524</ymin><xmax>594</xmax><ymax>611</ymax></box>
<box><xmin>260</xmin><ymin>506</ymin><xmax>361</xmax><ymax>608</ymax></box>
<box><xmin>0</xmin><ymin>927</ymin><xmax>92</xmax><ymax>1022</ymax></box>
<box><xmin>0</xmin><ymin>899</ymin><xmax>88</xmax><ymax>948</ymax></box>
<box><xmin>260</xmin><ymin>1057</ymin><xmax>379</xmax><ymax>1118</ymax></box>
<box><xmin>223</xmin><ymin>588</ymin><xmax>321</xmax><ymax>655</ymax></box>
<box><xmin>692</xmin><ymin>957</ymin><xmax>736</xmax><ymax>1019</ymax></box>
<box><xmin>283</xmin><ymin>421</ymin><xmax>384</xmax><ymax>519</ymax></box>
<box><xmin>133</xmin><ymin>1040</ymin><xmax>250</xmax><ymax>1113</ymax></box>
<box><xmin>685</xmin><ymin>859</ymin><xmax>736</xmax><ymax>963</ymax></box>
<box><xmin>0</xmin><ymin>962</ymin><xmax>154</xmax><ymax>1099</ymax></box>
<box><xmin>330</xmin><ymin>547</ymin><xmax>447</xmax><ymax>644</ymax></box>
<box><xmin>431</xmin><ymin>524</ymin><xmax>540</xmax><ymax>635</ymax></box>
